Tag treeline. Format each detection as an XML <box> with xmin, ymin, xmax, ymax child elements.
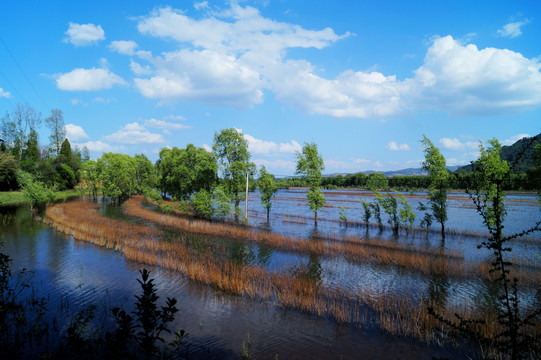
<box><xmin>0</xmin><ymin>104</ymin><xmax>88</xmax><ymax>192</ymax></box>
<box><xmin>276</xmin><ymin>168</ymin><xmax>540</xmax><ymax>191</ymax></box>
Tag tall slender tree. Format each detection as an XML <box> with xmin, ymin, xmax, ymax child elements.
<box><xmin>258</xmin><ymin>165</ymin><xmax>277</xmax><ymax>221</ymax></box>
<box><xmin>421</xmin><ymin>135</ymin><xmax>449</xmax><ymax>241</ymax></box>
<box><xmin>213</xmin><ymin>128</ymin><xmax>252</xmax><ymax>218</ymax></box>
<box><xmin>1</xmin><ymin>104</ymin><xmax>41</xmax><ymax>161</ymax></box>
<box><xmin>295</xmin><ymin>142</ymin><xmax>326</xmax><ymax>226</ymax></box>
<box><xmin>45</xmin><ymin>108</ymin><xmax>66</xmax><ymax>156</ymax></box>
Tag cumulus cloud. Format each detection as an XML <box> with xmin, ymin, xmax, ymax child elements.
<box><xmin>109</xmin><ymin>40</ymin><xmax>138</xmax><ymax>55</ymax></box>
<box><xmin>406</xmin><ymin>36</ymin><xmax>541</xmax><ymax>115</ymax></box>
<box><xmin>502</xmin><ymin>133</ymin><xmax>530</xmax><ymax>145</ymax></box>
<box><xmin>253</xmin><ymin>158</ymin><xmax>297</xmax><ymax>173</ymax></box>
<box><xmin>104</xmin><ymin>122</ymin><xmax>165</xmax><ymax>144</ymax></box>
<box><xmin>128</xmin><ymin>3</ymin><xmax>541</xmax><ymax>118</ymax></box>
<box><xmin>55</xmin><ymin>66</ymin><xmax>127</xmax><ymax>91</ymax></box>
<box><xmin>63</xmin><ymin>23</ymin><xmax>105</xmax><ymax>46</ymax></box>
<box><xmin>439</xmin><ymin>137</ymin><xmax>478</xmax><ymax>151</ymax></box>
<box><xmin>65</xmin><ymin>124</ymin><xmax>90</xmax><ymax>141</ymax></box>
<box><xmin>242</xmin><ymin>133</ymin><xmax>301</xmax><ymax>155</ymax></box>
<box><xmin>143</xmin><ymin>118</ymin><xmax>191</xmax><ymax>130</ymax></box>
<box><xmin>497</xmin><ymin>20</ymin><xmax>530</xmax><ymax>38</ymax></box>
<box><xmin>0</xmin><ymin>88</ymin><xmax>11</xmax><ymax>98</ymax></box>
<box><xmin>386</xmin><ymin>141</ymin><xmax>410</xmax><ymax>151</ymax></box>
<box><xmin>134</xmin><ymin>49</ymin><xmax>264</xmax><ymax>108</ymax></box>
<box><xmin>73</xmin><ymin>140</ymin><xmax>120</xmax><ymax>153</ymax></box>
<box><xmin>201</xmin><ymin>144</ymin><xmax>212</xmax><ymax>152</ymax></box>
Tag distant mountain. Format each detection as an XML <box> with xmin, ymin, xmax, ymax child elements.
<box><xmin>456</xmin><ymin>132</ymin><xmax>541</xmax><ymax>174</ymax></box>
<box><xmin>324</xmin><ymin>165</ymin><xmax>460</xmax><ymax>178</ymax></box>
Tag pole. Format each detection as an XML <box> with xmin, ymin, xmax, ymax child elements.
<box><xmin>245</xmin><ymin>170</ymin><xmax>249</xmax><ymax>222</ymax></box>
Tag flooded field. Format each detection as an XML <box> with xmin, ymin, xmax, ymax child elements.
<box><xmin>1</xmin><ymin>188</ymin><xmax>540</xmax><ymax>359</ymax></box>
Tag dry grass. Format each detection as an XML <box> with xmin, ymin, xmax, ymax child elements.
<box><xmin>43</xmin><ymin>199</ymin><xmax>541</xmax><ymax>350</ymax></box>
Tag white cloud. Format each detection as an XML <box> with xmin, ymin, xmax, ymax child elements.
<box><xmin>104</xmin><ymin>122</ymin><xmax>165</xmax><ymax>144</ymax></box>
<box><xmin>502</xmin><ymin>133</ymin><xmax>530</xmax><ymax>145</ymax></box>
<box><xmin>0</xmin><ymin>88</ymin><xmax>11</xmax><ymax>98</ymax></box>
<box><xmin>109</xmin><ymin>40</ymin><xmax>138</xmax><ymax>55</ymax></box>
<box><xmin>497</xmin><ymin>20</ymin><xmax>530</xmax><ymax>38</ymax></box>
<box><xmin>73</xmin><ymin>140</ymin><xmax>120</xmax><ymax>153</ymax></box>
<box><xmin>242</xmin><ymin>133</ymin><xmax>301</xmax><ymax>155</ymax></box>
<box><xmin>65</xmin><ymin>124</ymin><xmax>90</xmax><ymax>141</ymax></box>
<box><xmin>133</xmin><ymin>49</ymin><xmax>264</xmax><ymax>108</ymax></box>
<box><xmin>439</xmin><ymin>137</ymin><xmax>478</xmax><ymax>151</ymax></box>
<box><xmin>165</xmin><ymin>115</ymin><xmax>186</xmax><ymax>121</ymax></box>
<box><xmin>63</xmin><ymin>23</ymin><xmax>105</xmax><ymax>46</ymax></box>
<box><xmin>324</xmin><ymin>158</ymin><xmax>381</xmax><ymax>173</ymax></box>
<box><xmin>133</xmin><ymin>5</ymin><xmax>348</xmax><ymax>109</ymax></box>
<box><xmin>130</xmin><ymin>4</ymin><xmax>541</xmax><ymax>118</ymax></box>
<box><xmin>93</xmin><ymin>97</ymin><xmax>116</xmax><ymax>103</ymax></box>
<box><xmin>202</xmin><ymin>144</ymin><xmax>212</xmax><ymax>152</ymax></box>
<box><xmin>71</xmin><ymin>98</ymin><xmax>82</xmax><ymax>106</ymax></box>
<box><xmin>143</xmin><ymin>118</ymin><xmax>191</xmax><ymax>130</ymax></box>
<box><xmin>194</xmin><ymin>1</ymin><xmax>209</xmax><ymax>11</ymax></box>
<box><xmin>56</xmin><ymin>66</ymin><xmax>127</xmax><ymax>91</ymax></box>
<box><xmin>386</xmin><ymin>141</ymin><xmax>410</xmax><ymax>151</ymax></box>
<box><xmin>130</xmin><ymin>60</ymin><xmax>153</xmax><ymax>76</ymax></box>
<box><xmin>406</xmin><ymin>36</ymin><xmax>541</xmax><ymax>116</ymax></box>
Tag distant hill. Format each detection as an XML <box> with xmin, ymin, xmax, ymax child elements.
<box><xmin>456</xmin><ymin>132</ymin><xmax>541</xmax><ymax>174</ymax></box>
<box><xmin>324</xmin><ymin>165</ymin><xmax>459</xmax><ymax>178</ymax></box>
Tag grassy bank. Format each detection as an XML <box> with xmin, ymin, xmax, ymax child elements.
<box><xmin>0</xmin><ymin>190</ymin><xmax>80</xmax><ymax>207</ymax></box>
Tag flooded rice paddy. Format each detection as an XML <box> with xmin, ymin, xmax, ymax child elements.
<box><xmin>1</xmin><ymin>188</ymin><xmax>540</xmax><ymax>358</ymax></box>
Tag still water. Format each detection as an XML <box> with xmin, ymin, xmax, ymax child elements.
<box><xmin>2</xmin><ymin>188</ymin><xmax>540</xmax><ymax>358</ymax></box>
<box><xmin>1</xmin><ymin>203</ymin><xmax>456</xmax><ymax>359</ymax></box>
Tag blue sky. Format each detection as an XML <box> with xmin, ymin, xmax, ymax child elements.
<box><xmin>1</xmin><ymin>0</ymin><xmax>540</xmax><ymax>175</ymax></box>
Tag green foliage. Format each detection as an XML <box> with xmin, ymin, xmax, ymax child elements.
<box><xmin>339</xmin><ymin>206</ymin><xmax>347</xmax><ymax>227</ymax></box>
<box><xmin>429</xmin><ymin>138</ymin><xmax>541</xmax><ymax>359</ymax></box>
<box><xmin>361</xmin><ymin>200</ymin><xmax>371</xmax><ymax>225</ymax></box>
<box><xmin>59</xmin><ymin>138</ymin><xmax>72</xmax><ymax>164</ymax></box>
<box><xmin>55</xmin><ymin>163</ymin><xmax>76</xmax><ymax>190</ymax></box>
<box><xmin>295</xmin><ymin>142</ymin><xmax>326</xmax><ymax>225</ymax></box>
<box><xmin>21</xmin><ymin>174</ymin><xmax>55</xmax><ymax>209</ymax></box>
<box><xmin>258</xmin><ymin>166</ymin><xmax>277</xmax><ymax>220</ymax></box>
<box><xmin>134</xmin><ymin>154</ymin><xmax>157</xmax><ymax>194</ymax></box>
<box><xmin>375</xmin><ymin>193</ymin><xmax>401</xmax><ymax>235</ymax></box>
<box><xmin>398</xmin><ymin>197</ymin><xmax>415</xmax><ymax>234</ymax></box>
<box><xmin>19</xmin><ymin>129</ymin><xmax>39</xmax><ymax>173</ymax></box>
<box><xmin>158</xmin><ymin>144</ymin><xmax>217</xmax><ymax>200</ymax></box>
<box><xmin>213</xmin><ymin>129</ymin><xmax>251</xmax><ymax>212</ymax></box>
<box><xmin>370</xmin><ymin>200</ymin><xmax>383</xmax><ymax>231</ymax></box>
<box><xmin>213</xmin><ymin>185</ymin><xmax>231</xmax><ymax>218</ymax></box>
<box><xmin>191</xmin><ymin>189</ymin><xmax>214</xmax><ymax>220</ymax></box>
<box><xmin>98</xmin><ymin>153</ymin><xmax>137</xmax><ymax>201</ymax></box>
<box><xmin>421</xmin><ymin>135</ymin><xmax>449</xmax><ymax>239</ymax></box>
<box><xmin>366</xmin><ymin>172</ymin><xmax>388</xmax><ymax>191</ymax></box>
<box><xmin>0</xmin><ymin>152</ymin><xmax>18</xmax><ymax>191</ymax></box>
<box><xmin>417</xmin><ymin>202</ymin><xmax>433</xmax><ymax>234</ymax></box>
<box><xmin>144</xmin><ymin>188</ymin><xmax>163</xmax><ymax>204</ymax></box>
<box><xmin>79</xmin><ymin>160</ymin><xmax>101</xmax><ymax>199</ymax></box>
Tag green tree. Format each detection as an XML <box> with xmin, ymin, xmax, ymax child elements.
<box><xmin>212</xmin><ymin>185</ymin><xmax>231</xmax><ymax>219</ymax></box>
<box><xmin>213</xmin><ymin>129</ymin><xmax>251</xmax><ymax>218</ymax></box>
<box><xmin>258</xmin><ymin>165</ymin><xmax>277</xmax><ymax>221</ymax></box>
<box><xmin>361</xmin><ymin>200</ymin><xmax>372</xmax><ymax>226</ymax></box>
<box><xmin>430</xmin><ymin>138</ymin><xmax>541</xmax><ymax>359</ymax></box>
<box><xmin>20</xmin><ymin>129</ymin><xmax>40</xmax><ymax>174</ymax></box>
<box><xmin>59</xmin><ymin>138</ymin><xmax>72</xmax><ymax>164</ymax></box>
<box><xmin>45</xmin><ymin>108</ymin><xmax>66</xmax><ymax>156</ymax></box>
<box><xmin>295</xmin><ymin>142</ymin><xmax>326</xmax><ymax>226</ymax></box>
<box><xmin>366</xmin><ymin>172</ymin><xmax>388</xmax><ymax>191</ymax></box>
<box><xmin>98</xmin><ymin>153</ymin><xmax>137</xmax><ymax>202</ymax></box>
<box><xmin>191</xmin><ymin>189</ymin><xmax>214</xmax><ymax>220</ymax></box>
<box><xmin>375</xmin><ymin>193</ymin><xmax>401</xmax><ymax>235</ymax></box>
<box><xmin>0</xmin><ymin>104</ymin><xmax>41</xmax><ymax>161</ymax></box>
<box><xmin>134</xmin><ymin>154</ymin><xmax>157</xmax><ymax>194</ymax></box>
<box><xmin>0</xmin><ymin>152</ymin><xmax>18</xmax><ymax>191</ymax></box>
<box><xmin>421</xmin><ymin>135</ymin><xmax>449</xmax><ymax>241</ymax></box>
<box><xmin>158</xmin><ymin>145</ymin><xmax>217</xmax><ymax>200</ymax></box>
<box><xmin>398</xmin><ymin>197</ymin><xmax>416</xmax><ymax>234</ymax></box>
<box><xmin>79</xmin><ymin>160</ymin><xmax>101</xmax><ymax>199</ymax></box>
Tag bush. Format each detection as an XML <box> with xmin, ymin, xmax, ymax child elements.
<box><xmin>191</xmin><ymin>190</ymin><xmax>213</xmax><ymax>219</ymax></box>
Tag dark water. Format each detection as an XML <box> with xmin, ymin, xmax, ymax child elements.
<box><xmin>1</xmin><ymin>204</ymin><xmax>459</xmax><ymax>359</ymax></box>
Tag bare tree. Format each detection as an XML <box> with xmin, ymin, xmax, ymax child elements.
<box><xmin>1</xmin><ymin>104</ymin><xmax>41</xmax><ymax>161</ymax></box>
<box><xmin>45</xmin><ymin>108</ymin><xmax>65</xmax><ymax>156</ymax></box>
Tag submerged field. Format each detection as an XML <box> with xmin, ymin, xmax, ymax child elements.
<box><xmin>2</xmin><ymin>188</ymin><xmax>541</xmax><ymax>358</ymax></box>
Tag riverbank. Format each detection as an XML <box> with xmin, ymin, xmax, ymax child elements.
<box><xmin>0</xmin><ymin>190</ymin><xmax>81</xmax><ymax>207</ymax></box>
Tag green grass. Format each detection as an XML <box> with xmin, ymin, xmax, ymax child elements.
<box><xmin>0</xmin><ymin>190</ymin><xmax>81</xmax><ymax>207</ymax></box>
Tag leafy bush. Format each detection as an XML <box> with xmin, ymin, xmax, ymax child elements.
<box><xmin>191</xmin><ymin>190</ymin><xmax>213</xmax><ymax>220</ymax></box>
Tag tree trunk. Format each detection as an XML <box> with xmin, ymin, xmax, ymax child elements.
<box><xmin>314</xmin><ymin>210</ymin><xmax>318</xmax><ymax>227</ymax></box>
